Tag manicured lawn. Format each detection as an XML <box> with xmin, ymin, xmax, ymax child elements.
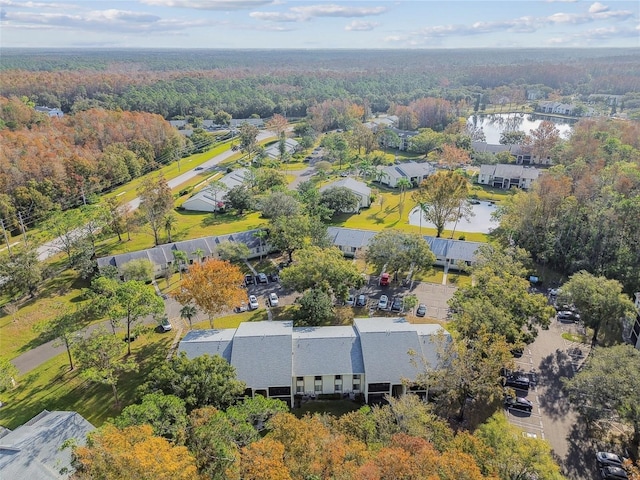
<box><xmin>190</xmin><ymin>310</ymin><xmax>269</xmax><ymax>330</ymax></box>
<box><xmin>0</xmin><ymin>330</ymin><xmax>173</xmax><ymax>430</ymax></box>
<box><xmin>0</xmin><ymin>270</ymin><xmax>93</xmax><ymax>361</ymax></box>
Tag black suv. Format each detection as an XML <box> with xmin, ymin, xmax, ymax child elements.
<box><xmin>245</xmin><ymin>274</ymin><xmax>255</xmax><ymax>286</ymax></box>
<box><xmin>504</xmin><ymin>396</ymin><xmax>533</xmax><ymax>412</ymax></box>
<box><xmin>503</xmin><ymin>371</ymin><xmax>531</xmax><ymax>391</ymax></box>
<box><xmin>600</xmin><ymin>466</ymin><xmax>628</xmax><ymax>480</ymax></box>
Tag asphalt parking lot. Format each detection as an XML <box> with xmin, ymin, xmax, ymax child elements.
<box><xmin>244</xmin><ymin>272</ymin><xmax>457</xmax><ymax>321</ymax></box>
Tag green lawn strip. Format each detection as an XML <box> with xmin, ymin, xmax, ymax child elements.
<box><xmin>0</xmin><ymin>331</ymin><xmax>172</xmax><ymax>430</ymax></box>
<box><xmin>1</xmin><ymin>270</ymin><xmax>92</xmax><ymax>361</ymax></box>
<box><xmin>561</xmin><ymin>332</ymin><xmax>590</xmax><ymax>344</ymax></box>
<box><xmin>190</xmin><ymin>310</ymin><xmax>269</xmax><ymax>331</ymax></box>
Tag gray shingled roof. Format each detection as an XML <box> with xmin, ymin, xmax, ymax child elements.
<box><xmin>292</xmin><ymin>326</ymin><xmax>364</xmax><ymax>376</ymax></box>
<box><xmin>326</xmin><ymin>226</ymin><xmax>377</xmax><ymax>250</ymax></box>
<box><xmin>0</xmin><ymin>410</ymin><xmax>94</xmax><ymax>480</ymax></box>
<box><xmin>396</xmin><ymin>161</ymin><xmax>435</xmax><ymax>178</ymax></box>
<box><xmin>230</xmin><ymin>321</ymin><xmax>293</xmax><ymax>389</ymax></box>
<box><xmin>354</xmin><ymin>318</ymin><xmax>429</xmax><ymax>384</ymax></box>
<box><xmin>179</xmin><ymin>329</ymin><xmax>235</xmax><ymax>362</ymax></box>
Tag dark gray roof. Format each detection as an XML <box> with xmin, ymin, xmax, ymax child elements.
<box><xmin>179</xmin><ymin>329</ymin><xmax>235</xmax><ymax>361</ymax></box>
<box><xmin>0</xmin><ymin>410</ymin><xmax>94</xmax><ymax>480</ymax></box>
<box><xmin>230</xmin><ymin>321</ymin><xmax>293</xmax><ymax>389</ymax></box>
<box><xmin>292</xmin><ymin>326</ymin><xmax>364</xmax><ymax>376</ymax></box>
<box><xmin>354</xmin><ymin>318</ymin><xmax>432</xmax><ymax>384</ymax></box>
<box><xmin>326</xmin><ymin>226</ymin><xmax>377</xmax><ymax>250</ymax></box>
<box><xmin>396</xmin><ymin>161</ymin><xmax>435</xmax><ymax>178</ymax></box>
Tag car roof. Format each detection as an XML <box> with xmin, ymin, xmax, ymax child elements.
<box><xmin>598</xmin><ymin>452</ymin><xmax>621</xmax><ymax>459</ymax></box>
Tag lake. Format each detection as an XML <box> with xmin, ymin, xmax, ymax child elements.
<box><xmin>467</xmin><ymin>113</ymin><xmax>574</xmax><ymax>144</ymax></box>
<box><xmin>408</xmin><ymin>201</ymin><xmax>499</xmax><ymax>234</ymax></box>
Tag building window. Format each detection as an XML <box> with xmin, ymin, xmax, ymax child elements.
<box><xmin>334</xmin><ymin>375</ymin><xmax>342</xmax><ymax>393</ymax></box>
<box><xmin>296</xmin><ymin>384</ymin><xmax>304</xmax><ymax>393</ymax></box>
<box><xmin>352</xmin><ymin>374</ymin><xmax>361</xmax><ymax>392</ymax></box>
<box><xmin>314</xmin><ymin>376</ymin><xmax>322</xmax><ymax>393</ymax></box>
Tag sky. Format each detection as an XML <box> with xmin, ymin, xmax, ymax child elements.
<box><xmin>1</xmin><ymin>0</ymin><xmax>638</xmax><ymax>49</ymax></box>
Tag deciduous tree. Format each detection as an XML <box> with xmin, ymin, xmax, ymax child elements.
<box><xmin>74</xmin><ymin>327</ymin><xmax>138</xmax><ymax>406</ymax></box>
<box><xmin>559</xmin><ymin>271</ymin><xmax>635</xmax><ymax>345</ymax></box>
<box><xmin>293</xmin><ymin>288</ymin><xmax>335</xmax><ymax>326</ymax></box>
<box><xmin>319</xmin><ymin>186</ymin><xmax>360</xmax><ymax>215</ymax></box>
<box><xmin>139</xmin><ymin>352</ymin><xmax>245</xmax><ymax>412</ymax></box>
<box><xmin>0</xmin><ymin>358</ymin><xmax>19</xmax><ymax>395</ymax></box>
<box><xmin>223</xmin><ymin>185</ymin><xmax>254</xmax><ymax>215</ymax></box>
<box><xmin>564</xmin><ymin>344</ymin><xmax>640</xmax><ymax>450</ymax></box>
<box><xmin>35</xmin><ymin>305</ymin><xmax>86</xmax><ymax>371</ymax></box>
<box><xmin>216</xmin><ymin>241</ymin><xmax>251</xmax><ymax>264</ymax></box>
<box><xmin>120</xmin><ymin>258</ymin><xmax>154</xmax><ymax>282</ymax></box>
<box><xmin>281</xmin><ymin>246</ymin><xmax>365</xmax><ymax>301</ymax></box>
<box><xmin>0</xmin><ymin>242</ymin><xmax>42</xmax><ymax>298</ymax></box>
<box><xmin>365</xmin><ymin>229</ymin><xmax>435</xmax><ymax>280</ymax></box>
<box><xmin>172</xmin><ymin>259</ymin><xmax>245</xmax><ymax>328</ymax></box>
<box><xmin>72</xmin><ymin>424</ymin><xmax>197</xmax><ymax>480</ymax></box>
<box><xmin>114</xmin><ymin>393</ymin><xmax>188</xmax><ymax>444</ymax></box>
<box><xmin>137</xmin><ymin>175</ymin><xmax>174</xmax><ymax>246</ymax></box>
<box><xmin>412</xmin><ymin>170</ymin><xmax>472</xmax><ymax>238</ymax></box>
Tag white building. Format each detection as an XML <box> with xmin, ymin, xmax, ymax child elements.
<box><xmin>182</xmin><ymin>168</ymin><xmax>249</xmax><ymax>213</ymax></box>
<box><xmin>263</xmin><ymin>138</ymin><xmax>299</xmax><ymax>160</ymax></box>
<box><xmin>179</xmin><ymin>318</ymin><xmax>448</xmax><ymax>406</ymax></box>
<box><xmin>477</xmin><ymin>164</ymin><xmax>541</xmax><ymax>190</ymax></box>
<box><xmin>377</xmin><ymin>161</ymin><xmax>435</xmax><ymax>188</ymax></box>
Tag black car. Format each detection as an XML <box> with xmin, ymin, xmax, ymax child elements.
<box><xmin>245</xmin><ymin>274</ymin><xmax>255</xmax><ymax>286</ymax></box>
<box><xmin>268</xmin><ymin>272</ymin><xmax>280</xmax><ymax>282</ymax></box>
<box><xmin>503</xmin><ymin>372</ymin><xmax>531</xmax><ymax>390</ymax></box>
<box><xmin>600</xmin><ymin>466</ymin><xmax>628</xmax><ymax>480</ymax></box>
<box><xmin>504</xmin><ymin>396</ymin><xmax>533</xmax><ymax>412</ymax></box>
<box><xmin>391</xmin><ymin>297</ymin><xmax>403</xmax><ymax>312</ymax></box>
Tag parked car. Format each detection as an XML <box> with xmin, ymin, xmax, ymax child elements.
<box><xmin>391</xmin><ymin>296</ymin><xmax>403</xmax><ymax>312</ymax></box>
<box><xmin>596</xmin><ymin>452</ymin><xmax>625</xmax><ymax>468</ymax></box>
<box><xmin>558</xmin><ymin>310</ymin><xmax>580</xmax><ymax>322</ymax></box>
<box><xmin>234</xmin><ymin>302</ymin><xmax>247</xmax><ymax>313</ymax></box>
<box><xmin>379</xmin><ymin>273</ymin><xmax>390</xmax><ymax>286</ymax></box>
<box><xmin>378</xmin><ymin>295</ymin><xmax>389</xmax><ymax>310</ymax></box>
<box><xmin>600</xmin><ymin>466</ymin><xmax>628</xmax><ymax>480</ymax></box>
<box><xmin>257</xmin><ymin>272</ymin><xmax>268</xmax><ymax>284</ymax></box>
<box><xmin>248</xmin><ymin>295</ymin><xmax>259</xmax><ymax>310</ymax></box>
<box><xmin>194</xmin><ymin>166</ymin><xmax>204</xmax><ymax>171</ymax></box>
<box><xmin>504</xmin><ymin>396</ymin><xmax>533</xmax><ymax>412</ymax></box>
<box><xmin>268</xmin><ymin>272</ymin><xmax>280</xmax><ymax>282</ymax></box>
<box><xmin>356</xmin><ymin>294</ymin><xmax>367</xmax><ymax>307</ymax></box>
<box><xmin>158</xmin><ymin>316</ymin><xmax>172</xmax><ymax>332</ymax></box>
<box><xmin>269</xmin><ymin>292</ymin><xmax>279</xmax><ymax>307</ymax></box>
<box><xmin>345</xmin><ymin>294</ymin><xmax>355</xmax><ymax>306</ymax></box>
<box><xmin>416</xmin><ymin>304</ymin><xmax>427</xmax><ymax>317</ymax></box>
<box><xmin>503</xmin><ymin>371</ymin><xmax>531</xmax><ymax>390</ymax></box>
<box><xmin>245</xmin><ymin>274</ymin><xmax>255</xmax><ymax>286</ymax></box>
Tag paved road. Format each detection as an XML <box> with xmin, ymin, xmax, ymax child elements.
<box><xmin>35</xmin><ymin>131</ymin><xmax>274</xmax><ymax>261</ymax></box>
<box><xmin>505</xmin><ymin>317</ymin><xmax>594</xmax><ymax>480</ymax></box>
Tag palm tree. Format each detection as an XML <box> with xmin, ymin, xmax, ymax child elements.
<box><xmin>164</xmin><ymin>213</ymin><xmax>177</xmax><ymax>243</ymax></box>
<box><xmin>374</xmin><ymin>169</ymin><xmax>389</xmax><ymax>185</ymax></box>
<box><xmin>172</xmin><ymin>250</ymin><xmax>188</xmax><ymax>278</ymax></box>
<box><xmin>396</xmin><ymin>177</ymin><xmax>412</xmax><ymax>219</ymax></box>
<box><xmin>191</xmin><ymin>248</ymin><xmax>204</xmax><ymax>264</ymax></box>
<box><xmin>180</xmin><ymin>304</ymin><xmax>198</xmax><ymax>330</ymax></box>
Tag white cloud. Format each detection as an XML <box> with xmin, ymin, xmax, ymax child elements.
<box><xmin>251</xmin><ymin>3</ymin><xmax>386</xmax><ymax>23</ymax></box>
<box><xmin>140</xmin><ymin>0</ymin><xmax>274</xmax><ymax>10</ymax></box>
<box><xmin>588</xmin><ymin>2</ymin><xmax>609</xmax><ymax>14</ymax></box>
<box><xmin>0</xmin><ymin>0</ymin><xmax>76</xmax><ymax>8</ymax></box>
<box><xmin>345</xmin><ymin>20</ymin><xmax>379</xmax><ymax>31</ymax></box>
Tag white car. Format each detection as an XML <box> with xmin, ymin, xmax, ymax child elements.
<box><xmin>345</xmin><ymin>294</ymin><xmax>355</xmax><ymax>306</ymax></box>
<box><xmin>248</xmin><ymin>295</ymin><xmax>259</xmax><ymax>310</ymax></box>
<box><xmin>378</xmin><ymin>294</ymin><xmax>389</xmax><ymax>310</ymax></box>
<box><xmin>269</xmin><ymin>292</ymin><xmax>279</xmax><ymax>307</ymax></box>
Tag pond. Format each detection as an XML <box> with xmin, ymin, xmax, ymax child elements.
<box><xmin>467</xmin><ymin>113</ymin><xmax>574</xmax><ymax>144</ymax></box>
<box><xmin>408</xmin><ymin>200</ymin><xmax>499</xmax><ymax>234</ymax></box>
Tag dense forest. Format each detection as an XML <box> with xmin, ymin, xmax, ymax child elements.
<box><xmin>2</xmin><ymin>49</ymin><xmax>640</xmax><ymax>119</ymax></box>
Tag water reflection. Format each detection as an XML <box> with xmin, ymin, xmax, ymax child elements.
<box><xmin>409</xmin><ymin>201</ymin><xmax>499</xmax><ymax>235</ymax></box>
<box><xmin>468</xmin><ymin>113</ymin><xmax>574</xmax><ymax>144</ymax></box>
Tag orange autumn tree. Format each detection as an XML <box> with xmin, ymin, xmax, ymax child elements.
<box><xmin>173</xmin><ymin>258</ymin><xmax>246</xmax><ymax>328</ymax></box>
<box><xmin>238</xmin><ymin>438</ymin><xmax>292</xmax><ymax>480</ymax></box>
<box><xmin>72</xmin><ymin>424</ymin><xmax>197</xmax><ymax>480</ymax></box>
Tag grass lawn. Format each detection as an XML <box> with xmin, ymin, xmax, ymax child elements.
<box><xmin>0</xmin><ymin>330</ymin><xmax>173</xmax><ymax>430</ymax></box>
<box><xmin>0</xmin><ymin>270</ymin><xmax>93</xmax><ymax>361</ymax></box>
<box><xmin>190</xmin><ymin>309</ymin><xmax>269</xmax><ymax>330</ymax></box>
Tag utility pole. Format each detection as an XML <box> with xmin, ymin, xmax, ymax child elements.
<box><xmin>0</xmin><ymin>218</ymin><xmax>11</xmax><ymax>255</ymax></box>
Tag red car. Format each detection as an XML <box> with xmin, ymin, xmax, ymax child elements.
<box><xmin>380</xmin><ymin>273</ymin><xmax>390</xmax><ymax>286</ymax></box>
